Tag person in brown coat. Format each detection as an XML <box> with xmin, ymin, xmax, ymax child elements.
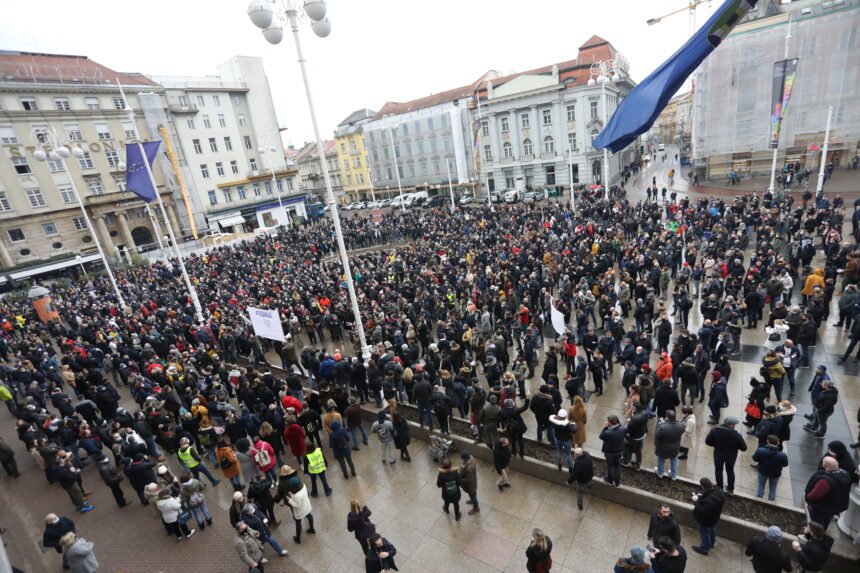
<box><xmin>216</xmin><ymin>440</ymin><xmax>243</xmax><ymax>490</ymax></box>
<box><xmin>568</xmin><ymin>395</ymin><xmax>588</xmax><ymax>447</ymax></box>
<box><xmin>459</xmin><ymin>450</ymin><xmax>479</xmax><ymax>515</ymax></box>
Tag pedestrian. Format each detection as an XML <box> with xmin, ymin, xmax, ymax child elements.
<box><xmin>251</xmin><ymin>438</ymin><xmax>278</xmax><ymax>484</ymax></box>
<box><xmin>493</xmin><ymin>437</ymin><xmax>512</xmax><ymax>491</ymax></box>
<box><xmin>550</xmin><ymin>408</ymin><xmax>575</xmax><ymax>471</ymax></box>
<box><xmin>345</xmin><ymin>397</ymin><xmax>369</xmax><ymax>449</ymax></box>
<box><xmin>364</xmin><ymin>533</ymin><xmax>398</xmax><ymax>573</ymax></box>
<box><xmin>647</xmin><ymin>504</ymin><xmax>681</xmax><ymax>547</ymax></box>
<box><xmin>436</xmin><ymin>458</ymin><xmax>462</xmax><ymax>520</ymax></box>
<box><xmin>568</xmin><ymin>394</ymin><xmax>587</xmax><ymax>447</ymax></box>
<box><xmin>623</xmin><ymin>401</ymin><xmax>648</xmax><ymax>469</ymax></box>
<box><xmin>653</xmin><ymin>409</ymin><xmax>685</xmax><ymax>480</ymax></box>
<box><xmin>59</xmin><ymin>532</ymin><xmax>98</xmax><ymax>573</ymax></box>
<box><xmin>690</xmin><ymin>478</ymin><xmax>725</xmax><ymax>556</ymax></box>
<box><xmin>156</xmin><ymin>489</ymin><xmax>195</xmax><ymax>540</ymax></box>
<box><xmin>744</xmin><ymin>526</ymin><xmax>792</xmax><ymax>573</ymax></box>
<box><xmin>391</xmin><ymin>412</ymin><xmax>412</xmax><ymax>462</ymax></box>
<box><xmin>648</xmin><ymin>537</ymin><xmax>686</xmax><ymax>573</ymax></box>
<box><xmin>42</xmin><ymin>513</ymin><xmax>76</xmax><ymax>570</ymax></box>
<box><xmin>284</xmin><ymin>476</ymin><xmax>315</xmax><ymax>544</ymax></box>
<box><xmin>478</xmin><ymin>395</ymin><xmax>502</xmax><ymax>447</ymax></box>
<box><xmin>678</xmin><ymin>406</ymin><xmax>695</xmax><ymax>460</ymax></box>
<box><xmin>653</xmin><ymin>379</ymin><xmax>680</xmax><ymax>420</ymax></box>
<box><xmin>216</xmin><ymin>439</ymin><xmax>244</xmax><ymax>491</ymax></box>
<box><xmin>347</xmin><ymin>499</ymin><xmax>376</xmax><ymax>557</ymax></box>
<box><xmin>282</xmin><ymin>416</ymin><xmax>308</xmax><ymax>469</ymax></box>
<box><xmin>458</xmin><ymin>450</ymin><xmax>479</xmax><ymax>515</ymax></box>
<box><xmin>328</xmin><ymin>420</ymin><xmax>357</xmax><ymax>478</ymax></box>
<box><xmin>234</xmin><ymin>521</ymin><xmax>266</xmax><ymax>572</ymax></box>
<box><xmin>704</xmin><ymin>416</ymin><xmax>747</xmax><ymax>494</ymax></box>
<box><xmin>565</xmin><ymin>447</ymin><xmax>594</xmax><ymax>510</ymax></box>
<box><xmin>240</xmin><ymin>502</ymin><xmax>289</xmax><ymax>558</ymax></box>
<box><xmin>600</xmin><ymin>415</ymin><xmax>626</xmax><ymax>487</ymax></box>
<box><xmin>55</xmin><ymin>452</ymin><xmax>94</xmax><ymax>514</ymax></box>
<box><xmin>804</xmin><ymin>456</ymin><xmax>852</xmax><ymax>530</ymax></box>
<box><xmin>370</xmin><ymin>410</ymin><xmax>397</xmax><ymax>465</ymax></box>
<box><xmin>613</xmin><ymin>545</ymin><xmax>651</xmax><ymax>572</ymax></box>
<box><xmin>303</xmin><ymin>442</ymin><xmax>332</xmax><ymax>497</ymax></box>
<box><xmin>96</xmin><ymin>458</ymin><xmax>130</xmax><ymax>508</ymax></box>
<box><xmin>706</xmin><ymin>372</ymin><xmax>729</xmax><ymax>425</ymax></box>
<box><xmin>791</xmin><ymin>521</ymin><xmax>834</xmax><ymax>573</ymax></box>
<box><xmin>525</xmin><ymin>528</ymin><xmax>553</xmax><ymax>573</ymax></box>
<box><xmin>0</xmin><ymin>435</ymin><xmax>20</xmax><ymax>478</ymax></box>
<box><xmin>752</xmin><ymin>435</ymin><xmax>788</xmax><ymax>502</ymax></box>
<box><xmin>177</xmin><ymin>436</ymin><xmax>220</xmax><ymax>487</ymax></box>
<box><xmin>803</xmin><ymin>379</ymin><xmax>839</xmax><ymax>439</ymax></box>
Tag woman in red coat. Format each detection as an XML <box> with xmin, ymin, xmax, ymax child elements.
<box><xmin>283</xmin><ymin>419</ymin><xmax>307</xmax><ymax>468</ymax></box>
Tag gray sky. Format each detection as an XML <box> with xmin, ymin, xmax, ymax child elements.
<box><xmin>1</xmin><ymin>0</ymin><xmax>712</xmax><ymax>147</ymax></box>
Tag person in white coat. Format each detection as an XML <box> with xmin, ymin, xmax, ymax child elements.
<box><xmin>59</xmin><ymin>532</ymin><xmax>99</xmax><ymax>573</ymax></box>
<box><xmin>678</xmin><ymin>405</ymin><xmax>696</xmax><ymax>460</ymax></box>
<box><xmin>156</xmin><ymin>490</ymin><xmax>195</xmax><ymax>540</ymax></box>
<box><xmin>285</xmin><ymin>481</ymin><xmax>315</xmax><ymax>544</ymax></box>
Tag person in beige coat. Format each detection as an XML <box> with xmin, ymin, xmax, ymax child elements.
<box><xmin>678</xmin><ymin>405</ymin><xmax>696</xmax><ymax>460</ymax></box>
<box><xmin>568</xmin><ymin>396</ymin><xmax>588</xmax><ymax>447</ymax></box>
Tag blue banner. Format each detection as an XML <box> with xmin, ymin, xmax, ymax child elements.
<box><xmin>125</xmin><ymin>141</ymin><xmax>161</xmax><ymax>203</ymax></box>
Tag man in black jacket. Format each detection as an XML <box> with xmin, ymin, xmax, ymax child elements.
<box><xmin>529</xmin><ymin>385</ymin><xmax>556</xmax><ymax>447</ymax></box>
<box><xmin>745</xmin><ymin>526</ymin><xmax>792</xmax><ymax>573</ymax></box>
<box><xmin>413</xmin><ymin>375</ymin><xmax>433</xmax><ymax>429</ymax></box>
<box><xmin>622</xmin><ymin>402</ymin><xmax>649</xmax><ymax>469</ymax></box>
<box><xmin>704</xmin><ymin>416</ymin><xmax>747</xmax><ymax>493</ymax></box>
<box><xmin>803</xmin><ymin>380</ymin><xmax>839</xmax><ymax>439</ymax></box>
<box><xmin>791</xmin><ymin>521</ymin><xmax>833</xmax><ymax>573</ymax></box>
<box><xmin>804</xmin><ymin>456</ymin><xmax>853</xmax><ymax>530</ymax></box>
<box><xmin>691</xmin><ymin>478</ymin><xmax>725</xmax><ymax>556</ymax></box>
<box><xmin>646</xmin><ymin>504</ymin><xmax>681</xmax><ymax>547</ymax></box>
<box><xmin>42</xmin><ymin>513</ymin><xmax>76</xmax><ymax>570</ymax></box>
<box><xmin>599</xmin><ymin>415</ymin><xmax>625</xmax><ymax>487</ymax></box>
<box><xmin>565</xmin><ymin>448</ymin><xmax>593</xmax><ymax>510</ymax></box>
<box><xmin>653</xmin><ymin>379</ymin><xmax>680</xmax><ymax>420</ymax></box>
<box><xmin>123</xmin><ymin>453</ymin><xmax>157</xmax><ymax>504</ymax></box>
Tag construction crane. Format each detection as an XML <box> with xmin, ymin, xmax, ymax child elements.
<box><xmin>647</xmin><ymin>0</ymin><xmax>712</xmax><ymax>37</ymax></box>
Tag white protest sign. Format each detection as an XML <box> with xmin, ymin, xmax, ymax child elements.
<box><xmin>550</xmin><ymin>300</ymin><xmax>567</xmax><ymax>336</ymax></box>
<box><xmin>247</xmin><ymin>307</ymin><xmax>286</xmax><ymax>342</ymax></box>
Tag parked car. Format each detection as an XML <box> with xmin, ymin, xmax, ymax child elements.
<box><xmin>658</xmin><ymin>143</ymin><xmax>666</xmax><ymax>151</ymax></box>
<box><xmin>459</xmin><ymin>194</ymin><xmax>474</xmax><ymax>205</ymax></box>
<box><xmin>424</xmin><ymin>195</ymin><xmax>445</xmax><ymax>208</ymax></box>
<box><xmin>504</xmin><ymin>190</ymin><xmax>520</xmax><ymax>203</ymax></box>
<box><xmin>490</xmin><ymin>191</ymin><xmax>503</xmax><ymax>204</ymax></box>
<box><xmin>522</xmin><ymin>191</ymin><xmax>540</xmax><ymax>204</ymax></box>
<box><xmin>379</xmin><ymin>198</ymin><xmax>393</xmax><ymax>208</ymax></box>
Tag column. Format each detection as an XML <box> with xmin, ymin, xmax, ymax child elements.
<box><xmin>117</xmin><ymin>212</ymin><xmax>134</xmax><ymax>249</ymax></box>
<box><xmin>94</xmin><ymin>216</ymin><xmax>115</xmax><ymax>258</ymax></box>
<box><xmin>0</xmin><ymin>239</ymin><xmax>13</xmax><ymax>268</ymax></box>
<box><xmin>166</xmin><ymin>203</ymin><xmax>182</xmax><ymax>238</ymax></box>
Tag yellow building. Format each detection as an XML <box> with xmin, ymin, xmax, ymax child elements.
<box><xmin>334</xmin><ymin>108</ymin><xmax>374</xmax><ymax>202</ymax></box>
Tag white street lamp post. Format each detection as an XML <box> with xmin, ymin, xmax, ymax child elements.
<box><xmin>768</xmin><ymin>15</ymin><xmax>793</xmax><ymax>195</ymax></box>
<box><xmin>446</xmin><ymin>158</ymin><xmax>456</xmax><ymax>212</ymax></box>
<box><xmin>75</xmin><ymin>255</ymin><xmax>88</xmax><ymax>277</ymax></box>
<box><xmin>589</xmin><ymin>56</ymin><xmax>627</xmax><ymax>200</ymax></box>
<box><xmin>815</xmin><ymin>105</ymin><xmax>833</xmax><ymax>197</ymax></box>
<box><xmin>249</xmin><ymin>0</ymin><xmax>370</xmax><ymax>360</ymax></box>
<box><xmin>260</xmin><ymin>145</ymin><xmax>290</xmax><ymax>227</ymax></box>
<box><xmin>387</xmin><ymin>126</ymin><xmax>405</xmax><ymax>212</ymax></box>
<box><xmin>31</xmin><ymin>127</ymin><xmax>126</xmax><ymax>309</ymax></box>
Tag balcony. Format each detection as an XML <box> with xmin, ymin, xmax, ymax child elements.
<box><xmin>169</xmin><ymin>103</ymin><xmax>198</xmax><ymax>114</ymax></box>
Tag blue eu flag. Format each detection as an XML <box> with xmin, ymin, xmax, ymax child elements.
<box><xmin>125</xmin><ymin>141</ymin><xmax>161</xmax><ymax>203</ymax></box>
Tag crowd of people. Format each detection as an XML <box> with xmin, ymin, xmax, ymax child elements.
<box><xmin>0</xmin><ymin>176</ymin><xmax>858</xmax><ymax>572</ymax></box>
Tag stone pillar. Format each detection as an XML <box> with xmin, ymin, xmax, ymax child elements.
<box><xmin>117</xmin><ymin>212</ymin><xmax>134</xmax><ymax>249</ymax></box>
<box><xmin>0</xmin><ymin>239</ymin><xmax>13</xmax><ymax>268</ymax></box>
<box><xmin>165</xmin><ymin>203</ymin><xmax>182</xmax><ymax>238</ymax></box>
<box><xmin>94</xmin><ymin>216</ymin><xmax>115</xmax><ymax>259</ymax></box>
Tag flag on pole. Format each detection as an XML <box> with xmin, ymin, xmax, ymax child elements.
<box><xmin>593</xmin><ymin>0</ymin><xmax>759</xmax><ymax>153</ymax></box>
<box><xmin>768</xmin><ymin>58</ymin><xmax>799</xmax><ymax>149</ymax></box>
<box><xmin>125</xmin><ymin>141</ymin><xmax>161</xmax><ymax>202</ymax></box>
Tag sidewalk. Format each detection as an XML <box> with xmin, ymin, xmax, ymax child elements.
<box><xmin>674</xmin><ymin>166</ymin><xmax>860</xmax><ymax>200</ymax></box>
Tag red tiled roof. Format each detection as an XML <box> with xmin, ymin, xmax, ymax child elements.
<box><xmin>0</xmin><ymin>51</ymin><xmax>159</xmax><ymax>86</ymax></box>
<box><xmin>579</xmin><ymin>35</ymin><xmax>609</xmax><ymax>50</ymax></box>
<box><xmin>373</xmin><ymin>77</ymin><xmax>486</xmax><ymax>119</ymax></box>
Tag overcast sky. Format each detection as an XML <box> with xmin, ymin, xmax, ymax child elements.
<box><xmin>1</xmin><ymin>0</ymin><xmax>713</xmax><ymax>147</ymax></box>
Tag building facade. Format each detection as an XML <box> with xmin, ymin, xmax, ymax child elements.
<box><xmin>151</xmin><ymin>56</ymin><xmax>300</xmax><ymax>231</ymax></box>
<box><xmin>692</xmin><ymin>0</ymin><xmax>860</xmax><ymax>179</ymax></box>
<box><xmin>294</xmin><ymin>140</ymin><xmax>343</xmax><ymax>202</ymax></box>
<box><xmin>0</xmin><ymin>51</ymin><xmax>181</xmax><ymax>273</ymax></box>
<box><xmin>334</xmin><ymin>108</ymin><xmax>374</xmax><ymax>202</ymax></box>
<box><xmin>650</xmin><ymin>92</ymin><xmax>692</xmax><ymax>152</ymax></box>
<box><xmin>474</xmin><ymin>36</ymin><xmax>636</xmax><ymax>193</ymax></box>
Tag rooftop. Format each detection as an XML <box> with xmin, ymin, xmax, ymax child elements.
<box><xmin>0</xmin><ymin>51</ymin><xmax>158</xmax><ymax>87</ymax></box>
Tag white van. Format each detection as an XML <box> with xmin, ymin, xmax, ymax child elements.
<box><xmin>658</xmin><ymin>143</ymin><xmax>666</xmax><ymax>151</ymax></box>
<box><xmin>504</xmin><ymin>190</ymin><xmax>520</xmax><ymax>203</ymax></box>
<box><xmin>405</xmin><ymin>191</ymin><xmax>427</xmax><ymax>206</ymax></box>
<box><xmin>389</xmin><ymin>193</ymin><xmax>412</xmax><ymax>208</ymax></box>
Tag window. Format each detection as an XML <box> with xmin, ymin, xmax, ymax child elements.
<box><xmin>239</xmin><ymin>114</ymin><xmax>247</xmax><ymax>127</ymax></box>
<box><xmin>244</xmin><ymin>135</ymin><xmax>252</xmax><ymax>150</ymax></box>
<box><xmin>230</xmin><ymin>160</ymin><xmax>238</xmax><ymax>174</ymax></box>
<box><xmin>0</xmin><ymin>126</ymin><xmax>18</xmax><ymax>144</ymax></box>
<box><xmin>202</xmin><ymin>115</ymin><xmax>211</xmax><ymax>128</ymax></box>
<box><xmin>545</xmin><ymin>165</ymin><xmax>556</xmax><ymax>185</ymax></box>
<box><xmin>481</xmin><ymin>120</ymin><xmax>489</xmax><ymax>136</ymax></box>
<box><xmin>201</xmin><ymin>164</ymin><xmax>210</xmax><ymax>178</ymax></box>
<box><xmin>503</xmin><ymin>142</ymin><xmax>513</xmax><ymax>158</ymax></box>
<box><xmin>73</xmin><ymin>217</ymin><xmax>88</xmax><ymax>231</ymax></box>
<box><xmin>212</xmin><ymin>95</ymin><xmax>221</xmax><ymax>106</ymax></box>
<box><xmin>224</xmin><ymin>136</ymin><xmax>232</xmax><ymax>151</ymax></box>
<box><xmin>55</xmin><ymin>98</ymin><xmax>70</xmax><ymax>111</ymax></box>
<box><xmin>114</xmin><ymin>176</ymin><xmax>126</xmax><ymax>191</ymax></box>
<box><xmin>113</xmin><ymin>97</ymin><xmax>125</xmax><ymax>110</ymax></box>
<box><xmin>350</xmin><ymin>140</ymin><xmax>357</xmax><ymax>152</ymax></box>
<box><xmin>209</xmin><ymin>137</ymin><xmax>218</xmax><ymax>152</ymax></box>
<box><xmin>21</xmin><ymin>97</ymin><xmax>38</xmax><ymax>111</ymax></box>
<box><xmin>187</xmin><ymin>119</ymin><xmax>196</xmax><ymax>129</ymax></box>
<box><xmin>47</xmin><ymin>159</ymin><xmax>65</xmax><ymax>173</ymax></box>
<box><xmin>521</xmin><ymin>113</ymin><xmax>530</xmax><ymax>129</ymax></box>
<box><xmin>26</xmin><ymin>188</ymin><xmax>46</xmax><ymax>208</ymax></box>
<box><xmin>105</xmin><ymin>150</ymin><xmax>120</xmax><ymax>168</ymax></box>
<box><xmin>193</xmin><ymin>139</ymin><xmax>202</xmax><ymax>154</ymax></box>
<box><xmin>93</xmin><ymin>122</ymin><xmax>111</xmax><ymax>140</ymax></box>
<box><xmin>427</xmin><ymin>117</ymin><xmax>434</xmax><ymax>130</ymax></box>
<box><xmin>197</xmin><ymin>95</ymin><xmax>205</xmax><ymax>106</ymax></box>
<box><xmin>542</xmin><ymin>109</ymin><xmax>552</xmax><ymax>125</ymax></box>
<box><xmin>590</xmin><ymin>101</ymin><xmax>598</xmax><ymax>119</ymax></box>
<box><xmin>394</xmin><ymin>144</ymin><xmax>400</xmax><ymax>159</ymax></box>
<box><xmin>568</xmin><ymin>132</ymin><xmax>577</xmax><ymax>151</ymax></box>
<box><xmin>264</xmin><ymin>180</ymin><xmax>272</xmax><ymax>194</ymax></box>
<box><xmin>85</xmin><ymin>97</ymin><xmax>100</xmax><ymax>110</ymax></box>
<box><xmin>65</xmin><ymin>124</ymin><xmax>82</xmax><ymax>141</ymax></box>
<box><xmin>386</xmin><ymin>167</ymin><xmax>393</xmax><ymax>180</ymax></box>
<box><xmin>0</xmin><ymin>191</ymin><xmax>12</xmax><ymax>212</ymax></box>
<box><xmin>441</xmin><ymin>115</ymin><xmax>448</xmax><ymax>128</ymax></box>
<box><xmin>104</xmin><ymin>213</ymin><xmax>117</xmax><ymax>225</ymax></box>
<box><xmin>7</xmin><ymin>229</ymin><xmax>25</xmax><ymax>242</ymax></box>
<box><xmin>86</xmin><ymin>177</ymin><xmax>104</xmax><ymax>195</ymax></box>
<box><xmin>179</xmin><ymin>96</ymin><xmax>189</xmax><ymax>107</ymax></box>
<box><xmin>354</xmin><ymin>157</ymin><xmax>361</xmax><ymax>167</ymax></box>
<box><xmin>237</xmin><ymin>186</ymin><xmax>247</xmax><ymax>200</ymax></box>
<box><xmin>523</xmin><ymin>139</ymin><xmax>533</xmax><ymax>156</ymax></box>
<box><xmin>544</xmin><ymin>136</ymin><xmax>555</xmax><ymax>154</ymax></box>
<box><xmin>58</xmin><ymin>185</ymin><xmax>76</xmax><ymax>203</ymax></box>
<box><xmin>223</xmin><ymin>189</ymin><xmax>233</xmax><ymax>202</ymax></box>
<box><xmin>12</xmin><ymin>157</ymin><xmax>31</xmax><ymax>175</ymax></box>
<box><xmin>122</xmin><ymin>121</ymin><xmax>136</xmax><ymax>140</ymax></box>
<box><xmin>42</xmin><ymin>222</ymin><xmax>59</xmax><ymax>236</ymax></box>
<box><xmin>484</xmin><ymin>145</ymin><xmax>492</xmax><ymax>161</ymax></box>
<box><xmin>402</xmin><ymin>124</ymin><xmax>409</xmax><ymax>136</ymax></box>
<box><xmin>79</xmin><ymin>151</ymin><xmax>94</xmax><ymax>169</ymax></box>
<box><xmin>567</xmin><ymin>104</ymin><xmax>576</xmax><ymax>122</ymax></box>
<box><xmin>346</xmin><ymin>174</ymin><xmax>353</xmax><ymax>185</ymax></box>
<box><xmin>232</xmin><ymin>96</ymin><xmax>241</xmax><ymax>106</ymax></box>
<box><xmin>252</xmin><ymin>183</ymin><xmax>261</xmax><ymax>197</ymax></box>
<box><xmin>218</xmin><ymin>114</ymin><xmax>226</xmax><ymax>128</ymax></box>
<box><xmin>501</xmin><ymin>117</ymin><xmax>509</xmax><ymax>133</ymax></box>
<box><xmin>216</xmin><ymin>162</ymin><xmax>224</xmax><ymax>176</ymax></box>
<box><xmin>286</xmin><ymin>177</ymin><xmax>294</xmax><ymax>191</ymax></box>
<box><xmin>208</xmin><ymin>190</ymin><xmax>218</xmax><ymax>205</ymax></box>
<box><xmin>249</xmin><ymin>158</ymin><xmax>258</xmax><ymax>171</ymax></box>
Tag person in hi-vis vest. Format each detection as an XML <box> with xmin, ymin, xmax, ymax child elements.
<box><xmin>302</xmin><ymin>443</ymin><xmax>332</xmax><ymax>497</ymax></box>
<box><xmin>177</xmin><ymin>437</ymin><xmax>220</xmax><ymax>486</ymax></box>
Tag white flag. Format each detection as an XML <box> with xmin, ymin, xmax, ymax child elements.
<box><xmin>550</xmin><ymin>300</ymin><xmax>567</xmax><ymax>336</ymax></box>
<box><xmin>247</xmin><ymin>307</ymin><xmax>286</xmax><ymax>342</ymax></box>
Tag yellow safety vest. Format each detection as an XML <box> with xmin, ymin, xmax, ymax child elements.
<box><xmin>306</xmin><ymin>449</ymin><xmax>326</xmax><ymax>474</ymax></box>
<box><xmin>178</xmin><ymin>446</ymin><xmax>199</xmax><ymax>469</ymax></box>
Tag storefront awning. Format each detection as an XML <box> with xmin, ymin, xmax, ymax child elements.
<box><xmin>217</xmin><ymin>215</ymin><xmax>247</xmax><ymax>228</ymax></box>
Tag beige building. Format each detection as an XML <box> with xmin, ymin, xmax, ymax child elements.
<box><xmin>0</xmin><ymin>51</ymin><xmax>182</xmax><ymax>276</ymax></box>
<box><xmin>651</xmin><ymin>91</ymin><xmax>692</xmax><ymax>151</ymax></box>
<box><xmin>334</xmin><ymin>109</ymin><xmax>375</xmax><ymax>202</ymax></box>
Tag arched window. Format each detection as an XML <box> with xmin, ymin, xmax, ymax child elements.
<box><xmin>503</xmin><ymin>142</ymin><xmax>512</xmax><ymax>158</ymax></box>
<box><xmin>522</xmin><ymin>139</ymin><xmax>533</xmax><ymax>156</ymax></box>
<box><xmin>544</xmin><ymin>136</ymin><xmax>554</xmax><ymax>154</ymax></box>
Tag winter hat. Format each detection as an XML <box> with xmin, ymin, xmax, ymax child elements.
<box><xmin>816</xmin><ymin>365</ymin><xmax>827</xmax><ymax>372</ymax></box>
<box><xmin>376</xmin><ymin>411</ymin><xmax>388</xmax><ymax>424</ymax></box>
<box><xmin>724</xmin><ymin>416</ymin><xmax>739</xmax><ymax>426</ymax></box>
<box><xmin>712</xmin><ymin>371</ymin><xmax>722</xmax><ymax>380</ymax></box>
<box><xmin>539</xmin><ymin>384</ymin><xmax>548</xmax><ymax>393</ymax></box>
<box><xmin>766</xmin><ymin>526</ymin><xmax>782</xmax><ymax>542</ymax></box>
<box><xmin>504</xmin><ymin>399</ymin><xmax>515</xmax><ymax>408</ymax></box>
<box><xmin>488</xmin><ymin>395</ymin><xmax>498</xmax><ymax>404</ymax></box>
<box><xmin>330</xmin><ymin>420</ymin><xmax>341</xmax><ymax>431</ymax></box>
<box><xmin>629</xmin><ymin>546</ymin><xmax>647</xmax><ymax>564</ymax></box>
<box><xmin>764</xmin><ymin>405</ymin><xmax>777</xmax><ymax>415</ymax></box>
<box><xmin>460</xmin><ymin>450</ymin><xmax>471</xmax><ymax>460</ymax></box>
<box><xmin>232</xmin><ymin>491</ymin><xmax>245</xmax><ymax>502</ymax></box>
<box><xmin>157</xmin><ymin>465</ymin><xmax>168</xmax><ymax>475</ymax></box>
<box><xmin>550</xmin><ymin>409</ymin><xmax>569</xmax><ymax>426</ymax></box>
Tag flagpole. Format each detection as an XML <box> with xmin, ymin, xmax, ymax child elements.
<box><xmin>815</xmin><ymin>105</ymin><xmax>833</xmax><ymax>197</ymax></box>
<box><xmin>476</xmin><ymin>91</ymin><xmax>490</xmax><ymax>206</ymax></box>
<box><xmin>117</xmin><ymin>82</ymin><xmax>205</xmax><ymax>323</ymax></box>
<box><xmin>145</xmin><ymin>204</ymin><xmax>168</xmax><ymax>260</ymax></box>
<box><xmin>768</xmin><ymin>15</ymin><xmax>792</xmax><ymax>195</ymax></box>
<box><xmin>568</xmin><ymin>145</ymin><xmax>576</xmax><ymax>212</ymax></box>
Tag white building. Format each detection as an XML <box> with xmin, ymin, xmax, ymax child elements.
<box><xmin>150</xmin><ymin>56</ymin><xmax>301</xmax><ymax>232</ymax></box>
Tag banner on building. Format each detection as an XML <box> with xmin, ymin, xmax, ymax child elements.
<box><xmin>550</xmin><ymin>300</ymin><xmax>567</xmax><ymax>336</ymax></box>
<box><xmin>247</xmin><ymin>307</ymin><xmax>286</xmax><ymax>341</ymax></box>
<box><xmin>769</xmin><ymin>58</ymin><xmax>799</xmax><ymax>149</ymax></box>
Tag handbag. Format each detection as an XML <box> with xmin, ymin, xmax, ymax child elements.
<box><xmin>189</xmin><ymin>492</ymin><xmax>205</xmax><ymax>507</ymax></box>
<box><xmin>744</xmin><ymin>402</ymin><xmax>762</xmax><ymax>420</ymax></box>
<box><xmin>177</xmin><ymin>509</ymin><xmax>193</xmax><ymax>525</ymax></box>
<box><xmin>767</xmin><ymin>332</ymin><xmax>781</xmax><ymax>342</ymax></box>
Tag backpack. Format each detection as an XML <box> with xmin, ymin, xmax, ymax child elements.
<box><xmin>189</xmin><ymin>492</ymin><xmax>205</xmax><ymax>507</ymax></box>
<box><xmin>443</xmin><ymin>478</ymin><xmax>459</xmax><ymax>497</ymax></box>
<box><xmin>376</xmin><ymin>423</ymin><xmax>391</xmax><ymax>441</ymax></box>
<box><xmin>254</xmin><ymin>447</ymin><xmax>271</xmax><ymax>467</ymax></box>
